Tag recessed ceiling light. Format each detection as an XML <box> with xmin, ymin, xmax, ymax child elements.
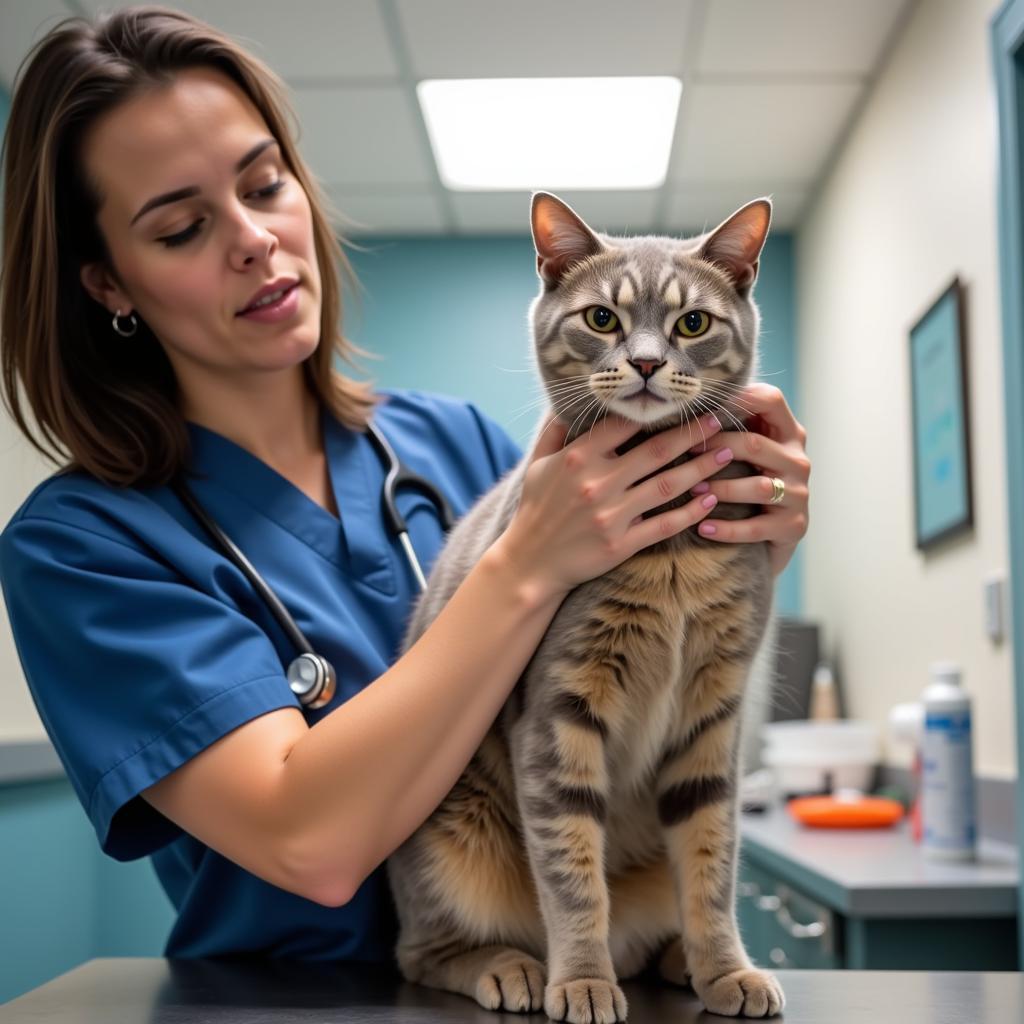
<box><xmin>416</xmin><ymin>77</ymin><xmax>682</xmax><ymax>191</ymax></box>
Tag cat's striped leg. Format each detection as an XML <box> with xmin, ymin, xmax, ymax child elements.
<box><xmin>515</xmin><ymin>689</ymin><xmax>628</xmax><ymax>1024</ymax></box>
<box><xmin>656</xmin><ymin>678</ymin><xmax>785</xmax><ymax>1018</ymax></box>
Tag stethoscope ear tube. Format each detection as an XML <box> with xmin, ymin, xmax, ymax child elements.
<box><xmin>366</xmin><ymin>421</ymin><xmax>455</xmax><ymax>593</ymax></box>
<box><xmin>171</xmin><ymin>477</ymin><xmax>338</xmax><ymax>709</ymax></box>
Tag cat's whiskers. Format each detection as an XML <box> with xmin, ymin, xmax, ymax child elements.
<box><xmin>548</xmin><ymin>396</ymin><xmax>600</xmax><ymax>427</ymax></box>
<box><xmin>507</xmin><ymin>384</ymin><xmax>595</xmax><ymax>424</ymax></box>
<box><xmin>507</xmin><ymin>376</ymin><xmax>594</xmax><ymax>411</ymax></box>
<box><xmin>586</xmin><ymin>395</ymin><xmax>617</xmax><ymax>446</ymax></box>
<box><xmin>699</xmin><ymin>379</ymin><xmax>764</xmax><ymax>416</ymax></box>
<box><xmin>516</xmin><ymin>396</ymin><xmax>600</xmax><ymax>429</ymax></box>
<box><xmin>568</xmin><ymin>395</ymin><xmax>602</xmax><ymax>443</ymax></box>
<box><xmin>544</xmin><ymin>381</ymin><xmax>600</xmax><ymax>398</ymax></box>
<box><xmin>543</xmin><ymin>372</ymin><xmax>598</xmax><ymax>387</ymax></box>
<box><xmin>697</xmin><ymin>382</ymin><xmax>756</xmax><ymax>429</ymax></box>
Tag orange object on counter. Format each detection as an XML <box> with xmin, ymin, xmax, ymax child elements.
<box><xmin>787</xmin><ymin>795</ymin><xmax>905</xmax><ymax>829</ymax></box>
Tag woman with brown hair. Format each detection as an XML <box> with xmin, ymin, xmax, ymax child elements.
<box><xmin>0</xmin><ymin>5</ymin><xmax>809</xmax><ymax>962</ymax></box>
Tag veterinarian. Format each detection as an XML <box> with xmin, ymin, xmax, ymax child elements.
<box><xmin>0</xmin><ymin>6</ymin><xmax>811</xmax><ymax>960</ymax></box>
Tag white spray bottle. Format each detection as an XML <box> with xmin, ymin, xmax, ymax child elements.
<box><xmin>920</xmin><ymin>661</ymin><xmax>976</xmax><ymax>861</ymax></box>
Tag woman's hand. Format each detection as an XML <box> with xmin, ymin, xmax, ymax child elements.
<box><xmin>687</xmin><ymin>383</ymin><xmax>810</xmax><ymax>576</ymax></box>
<box><xmin>499</xmin><ymin>411</ymin><xmax>732</xmax><ymax>601</ymax></box>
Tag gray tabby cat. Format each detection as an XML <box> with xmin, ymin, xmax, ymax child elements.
<box><xmin>386</xmin><ymin>192</ymin><xmax>784</xmax><ymax>1021</ymax></box>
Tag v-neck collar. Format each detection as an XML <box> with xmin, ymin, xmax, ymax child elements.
<box><xmin>183</xmin><ymin>408</ymin><xmax>396</xmax><ymax>595</ymax></box>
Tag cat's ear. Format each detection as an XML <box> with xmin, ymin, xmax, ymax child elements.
<box><xmin>698</xmin><ymin>198</ymin><xmax>772</xmax><ymax>297</ymax></box>
<box><xmin>531</xmin><ymin>192</ymin><xmax>604</xmax><ymax>287</ymax></box>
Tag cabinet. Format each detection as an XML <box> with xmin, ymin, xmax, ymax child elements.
<box><xmin>737</xmin><ymin>848</ymin><xmax>1018</xmax><ymax>970</ymax></box>
<box><xmin>737</xmin><ymin>859</ymin><xmax>842</xmax><ymax>969</ymax></box>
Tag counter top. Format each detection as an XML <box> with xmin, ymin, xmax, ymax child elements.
<box><xmin>740</xmin><ymin>802</ymin><xmax>1019</xmax><ymax>917</ymax></box>
<box><xmin>3</xmin><ymin>958</ymin><xmax>1024</xmax><ymax>1023</ymax></box>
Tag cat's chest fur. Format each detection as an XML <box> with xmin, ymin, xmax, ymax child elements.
<box><xmin>505</xmin><ymin>525</ymin><xmax>772</xmax><ymax>874</ymax></box>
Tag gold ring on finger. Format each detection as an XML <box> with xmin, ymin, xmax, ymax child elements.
<box><xmin>768</xmin><ymin>477</ymin><xmax>785</xmax><ymax>505</ymax></box>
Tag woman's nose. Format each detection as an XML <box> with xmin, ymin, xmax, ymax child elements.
<box><xmin>229</xmin><ymin>207</ymin><xmax>277</xmax><ymax>268</ymax></box>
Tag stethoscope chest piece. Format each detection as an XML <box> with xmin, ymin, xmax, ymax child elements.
<box><xmin>287</xmin><ymin>653</ymin><xmax>336</xmax><ymax>710</ymax></box>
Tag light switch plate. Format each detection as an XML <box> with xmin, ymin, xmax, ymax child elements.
<box><xmin>983</xmin><ymin>571</ymin><xmax>1005</xmax><ymax>643</ymax></box>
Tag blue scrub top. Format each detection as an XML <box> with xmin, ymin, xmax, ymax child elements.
<box><xmin>0</xmin><ymin>387</ymin><xmax>523</xmax><ymax>960</ymax></box>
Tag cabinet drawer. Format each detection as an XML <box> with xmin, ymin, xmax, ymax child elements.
<box><xmin>737</xmin><ymin>862</ymin><xmax>842</xmax><ymax>969</ymax></box>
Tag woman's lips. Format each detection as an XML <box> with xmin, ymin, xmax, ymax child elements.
<box><xmin>236</xmin><ymin>282</ymin><xmax>300</xmax><ymax>323</ymax></box>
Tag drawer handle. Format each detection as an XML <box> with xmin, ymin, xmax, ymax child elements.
<box><xmin>755</xmin><ymin>894</ymin><xmax>781</xmax><ymax>912</ymax></box>
<box><xmin>774</xmin><ymin>885</ymin><xmax>827</xmax><ymax>939</ymax></box>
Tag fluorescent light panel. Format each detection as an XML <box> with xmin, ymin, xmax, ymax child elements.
<box><xmin>416</xmin><ymin>77</ymin><xmax>682</xmax><ymax>191</ymax></box>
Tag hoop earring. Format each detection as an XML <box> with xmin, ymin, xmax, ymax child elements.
<box><xmin>112</xmin><ymin>308</ymin><xmax>138</xmax><ymax>338</ymax></box>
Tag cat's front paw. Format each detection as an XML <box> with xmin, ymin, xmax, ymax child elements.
<box><xmin>544</xmin><ymin>977</ymin><xmax>628</xmax><ymax>1023</ymax></box>
<box><xmin>693</xmin><ymin>966</ymin><xmax>785</xmax><ymax>1017</ymax></box>
<box><xmin>473</xmin><ymin>951</ymin><xmax>546</xmax><ymax>1012</ymax></box>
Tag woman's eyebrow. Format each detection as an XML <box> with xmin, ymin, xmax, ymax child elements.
<box><xmin>129</xmin><ymin>138</ymin><xmax>279</xmax><ymax>226</ymax></box>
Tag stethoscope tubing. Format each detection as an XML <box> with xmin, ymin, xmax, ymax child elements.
<box><xmin>364</xmin><ymin>420</ymin><xmax>456</xmax><ymax>588</ymax></box>
<box><xmin>171</xmin><ymin>418</ymin><xmax>455</xmax><ymax>708</ymax></box>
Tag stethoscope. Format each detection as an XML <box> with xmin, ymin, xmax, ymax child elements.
<box><xmin>171</xmin><ymin>420</ymin><xmax>455</xmax><ymax>711</ymax></box>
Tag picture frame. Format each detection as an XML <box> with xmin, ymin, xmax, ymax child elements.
<box><xmin>908</xmin><ymin>276</ymin><xmax>973</xmax><ymax>551</ymax></box>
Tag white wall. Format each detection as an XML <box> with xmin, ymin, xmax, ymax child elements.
<box><xmin>0</xmin><ymin>411</ymin><xmax>54</xmax><ymax>739</ymax></box>
<box><xmin>798</xmin><ymin>0</ymin><xmax>1015</xmax><ymax>777</ymax></box>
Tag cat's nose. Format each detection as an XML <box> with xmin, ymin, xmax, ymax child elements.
<box><xmin>629</xmin><ymin>359</ymin><xmax>665</xmax><ymax>380</ymax></box>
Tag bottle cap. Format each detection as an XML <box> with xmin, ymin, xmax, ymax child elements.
<box><xmin>922</xmin><ymin>661</ymin><xmax>968</xmax><ymax>708</ymax></box>
<box><xmin>928</xmin><ymin>661</ymin><xmax>962</xmax><ymax>687</ymax></box>
<box><xmin>812</xmin><ymin>663</ymin><xmax>835</xmax><ymax>688</ymax></box>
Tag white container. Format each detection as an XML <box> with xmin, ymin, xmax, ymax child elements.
<box><xmin>921</xmin><ymin>662</ymin><xmax>976</xmax><ymax>861</ymax></box>
<box><xmin>759</xmin><ymin>720</ymin><xmax>881</xmax><ymax>797</ymax></box>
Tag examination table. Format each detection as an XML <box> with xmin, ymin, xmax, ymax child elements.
<box><xmin>1</xmin><ymin>957</ymin><xmax>1022</xmax><ymax>1022</ymax></box>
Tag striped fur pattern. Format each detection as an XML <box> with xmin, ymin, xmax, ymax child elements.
<box><xmin>387</xmin><ymin>193</ymin><xmax>785</xmax><ymax>1020</ymax></box>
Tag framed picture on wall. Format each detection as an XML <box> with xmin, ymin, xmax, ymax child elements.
<box><xmin>909</xmin><ymin>276</ymin><xmax>973</xmax><ymax>550</ymax></box>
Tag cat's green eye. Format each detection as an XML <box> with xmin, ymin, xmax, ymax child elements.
<box><xmin>584</xmin><ymin>306</ymin><xmax>619</xmax><ymax>333</ymax></box>
<box><xmin>677</xmin><ymin>310</ymin><xmax>711</xmax><ymax>338</ymax></box>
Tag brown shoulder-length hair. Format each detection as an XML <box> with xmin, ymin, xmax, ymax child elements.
<box><xmin>0</xmin><ymin>4</ymin><xmax>384</xmax><ymax>488</ymax></box>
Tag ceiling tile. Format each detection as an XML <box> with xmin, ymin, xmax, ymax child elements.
<box><xmin>325</xmin><ymin>189</ymin><xmax>446</xmax><ymax>235</ymax></box>
<box><xmin>75</xmin><ymin>0</ymin><xmax>399</xmax><ymax>80</ymax></box>
<box><xmin>663</xmin><ymin>188</ymin><xmax>807</xmax><ymax>234</ymax></box>
<box><xmin>697</xmin><ymin>0</ymin><xmax>912</xmax><ymax>76</ymax></box>
<box><xmin>450</xmin><ymin>189</ymin><xmax>660</xmax><ymax>235</ymax></box>
<box><xmin>0</xmin><ymin>0</ymin><xmax>78</xmax><ymax>92</ymax></box>
<box><xmin>396</xmin><ymin>0</ymin><xmax>695</xmax><ymax>78</ymax></box>
<box><xmin>669</xmin><ymin>81</ymin><xmax>863</xmax><ymax>185</ymax></box>
<box><xmin>290</xmin><ymin>86</ymin><xmax>434</xmax><ymax>185</ymax></box>
<box><xmin>0</xmin><ymin>0</ymin><xmax>905</xmax><ymax>236</ymax></box>
<box><xmin>448</xmin><ymin>191</ymin><xmax>534</xmax><ymax>233</ymax></box>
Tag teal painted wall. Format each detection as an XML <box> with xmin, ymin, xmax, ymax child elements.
<box><xmin>0</xmin><ymin>780</ymin><xmax>95</xmax><ymax>1002</ymax></box>
<box><xmin>344</xmin><ymin>232</ymin><xmax>802</xmax><ymax>616</ymax></box>
<box><xmin>0</xmin><ymin>778</ymin><xmax>175</xmax><ymax>1004</ymax></box>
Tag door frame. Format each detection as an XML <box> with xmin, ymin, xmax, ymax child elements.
<box><xmin>992</xmin><ymin>0</ymin><xmax>1024</xmax><ymax>970</ymax></box>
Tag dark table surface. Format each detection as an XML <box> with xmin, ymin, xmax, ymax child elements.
<box><xmin>2</xmin><ymin>958</ymin><xmax>1023</xmax><ymax>1023</ymax></box>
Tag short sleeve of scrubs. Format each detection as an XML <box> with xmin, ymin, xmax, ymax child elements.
<box><xmin>0</xmin><ymin>511</ymin><xmax>298</xmax><ymax>861</ymax></box>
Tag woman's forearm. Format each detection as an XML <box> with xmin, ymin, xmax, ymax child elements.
<box><xmin>278</xmin><ymin>537</ymin><xmax>565</xmax><ymax>906</ymax></box>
